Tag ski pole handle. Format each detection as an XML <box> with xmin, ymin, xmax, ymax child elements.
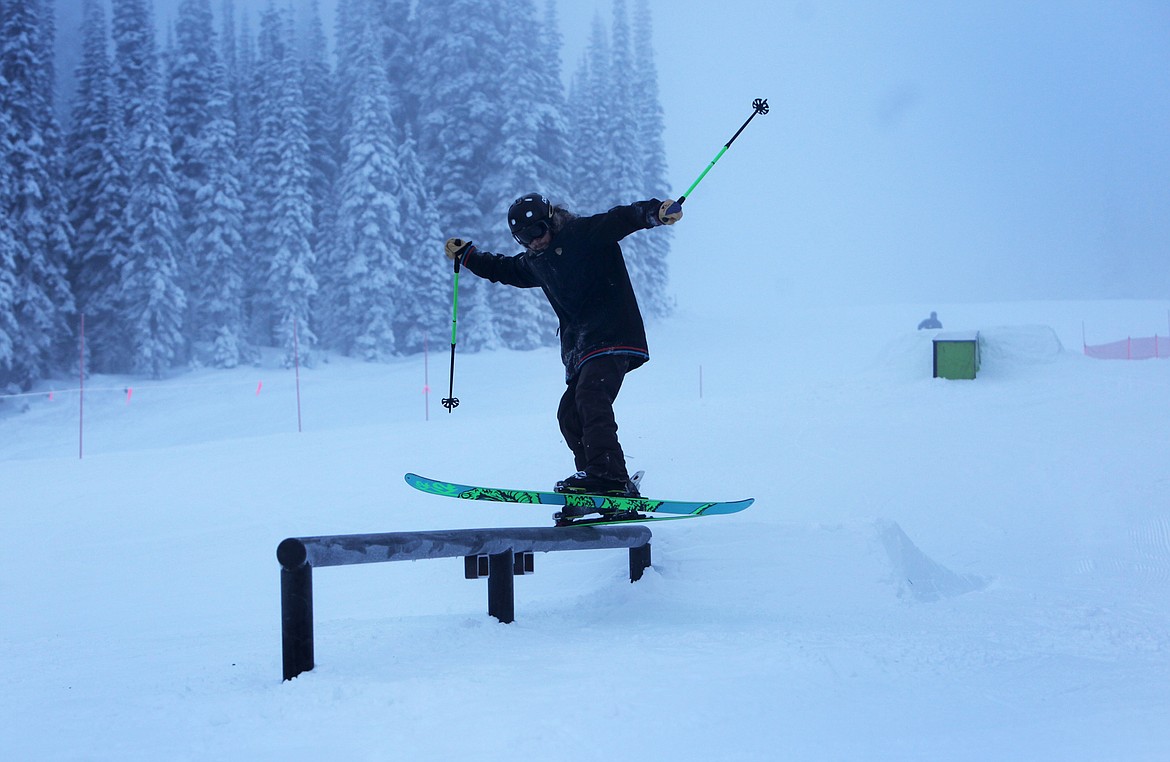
<box><xmin>442</xmin><ymin>257</ymin><xmax>461</xmax><ymax>412</ymax></box>
<box><xmin>449</xmin><ymin>257</ymin><xmax>460</xmax><ymax>344</ymax></box>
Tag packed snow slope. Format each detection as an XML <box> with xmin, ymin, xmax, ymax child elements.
<box><xmin>2</xmin><ymin>300</ymin><xmax>1168</xmax><ymax>760</ymax></box>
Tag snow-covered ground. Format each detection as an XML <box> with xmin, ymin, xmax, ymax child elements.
<box><xmin>2</xmin><ymin>300</ymin><xmax>1168</xmax><ymax>760</ymax></box>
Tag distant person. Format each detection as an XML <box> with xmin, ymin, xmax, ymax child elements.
<box><xmin>918</xmin><ymin>311</ymin><xmax>942</xmax><ymax>330</ymax></box>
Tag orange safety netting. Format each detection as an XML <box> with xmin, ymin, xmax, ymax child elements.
<box><xmin>1083</xmin><ymin>335</ymin><xmax>1167</xmax><ymax>360</ymax></box>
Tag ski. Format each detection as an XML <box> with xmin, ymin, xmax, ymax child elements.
<box><xmin>404</xmin><ymin>473</ymin><xmax>754</xmax><ymax>526</ymax></box>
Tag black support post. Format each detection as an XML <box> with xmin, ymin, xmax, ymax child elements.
<box><xmin>464</xmin><ymin>554</ymin><xmax>489</xmax><ymax>579</ymax></box>
<box><xmin>280</xmin><ymin>561</ymin><xmax>314</xmax><ymax>681</ymax></box>
<box><xmin>513</xmin><ymin>551</ymin><xmax>534</xmax><ymax>575</ymax></box>
<box><xmin>487</xmin><ymin>549</ymin><xmax>515</xmax><ymax>623</ymax></box>
<box><xmin>629</xmin><ymin>543</ymin><xmax>652</xmax><ymax>582</ymax></box>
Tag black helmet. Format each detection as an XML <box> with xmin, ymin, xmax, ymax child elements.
<box><xmin>508</xmin><ymin>193</ymin><xmax>553</xmax><ymax>246</ymax></box>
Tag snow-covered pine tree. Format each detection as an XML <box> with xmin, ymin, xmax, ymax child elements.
<box><xmin>0</xmin><ymin>245</ymin><xmax>16</xmax><ymax>385</ymax></box>
<box><xmin>321</xmin><ymin>0</ymin><xmax>421</xmax><ymax>356</ymax></box>
<box><xmin>329</xmin><ymin>0</ymin><xmax>442</xmax><ymax>357</ymax></box>
<box><xmin>0</xmin><ymin>270</ymin><xmax>15</xmax><ymax>386</ymax></box>
<box><xmin>329</xmin><ymin>0</ymin><xmax>358</xmax><ymax>128</ymax></box>
<box><xmin>111</xmin><ymin>0</ymin><xmax>186</xmax><ymax>378</ymax></box>
<box><xmin>228</xmin><ymin>4</ymin><xmax>261</xmax><ymax>267</ymax></box>
<box><xmin>565</xmin><ymin>63</ymin><xmax>588</xmax><ymax>198</ymax></box>
<box><xmin>409</xmin><ymin>0</ymin><xmax>504</xmax><ymax>352</ymax></box>
<box><xmin>32</xmin><ymin>0</ymin><xmax>56</xmax><ymax>111</ymax></box>
<box><xmin>64</xmin><ymin>0</ymin><xmax>131</xmax><ymax>373</ymax></box>
<box><xmin>533</xmin><ymin>0</ymin><xmax>573</xmax><ymax>207</ymax></box>
<box><xmin>166</xmin><ymin>0</ymin><xmax>218</xmax><ymax>298</ymax></box>
<box><xmin>566</xmin><ymin>2</ymin><xmax>672</xmax><ymax>318</ymax></box>
<box><xmin>632</xmin><ymin>0</ymin><xmax>670</xmax><ymax>204</ymax></box>
<box><xmin>121</xmin><ymin>82</ymin><xmax>187</xmax><ymax>379</ymax></box>
<box><xmin>0</xmin><ymin>0</ymin><xmax>76</xmax><ymax>388</ymax></box>
<box><xmin>313</xmin><ymin>0</ymin><xmax>354</xmax><ymax>349</ymax></box>
<box><xmin>234</xmin><ymin>9</ymin><xmax>270</xmax><ymax>346</ymax></box>
<box><xmin>330</xmin><ymin>15</ymin><xmax>405</xmax><ymax>361</ymax></box>
<box><xmin>606</xmin><ymin>0</ymin><xmax>671</xmax><ymax>318</ymax></box>
<box><xmin>187</xmin><ymin>55</ymin><xmax>247</xmax><ymax>368</ymax></box>
<box><xmin>628</xmin><ymin>0</ymin><xmax>672</xmax><ymax>317</ymax></box>
<box><xmin>111</xmin><ymin>0</ymin><xmax>156</xmax><ymax>137</ymax></box>
<box><xmin>219</xmin><ymin>0</ymin><xmax>237</xmax><ymax>119</ymax></box>
<box><xmin>377</xmin><ymin>0</ymin><xmax>414</xmax><ymax>127</ymax></box>
<box><xmin>392</xmin><ymin>127</ymin><xmax>447</xmax><ymax>356</ymax></box>
<box><xmin>607</xmin><ymin>0</ymin><xmax>641</xmax><ymax>204</ymax></box>
<box><xmin>567</xmin><ymin>15</ymin><xmax>613</xmax><ymax>214</ymax></box>
<box><xmin>0</xmin><ymin>79</ymin><xmax>19</xmax><ymax>379</ymax></box>
<box><xmin>243</xmin><ymin>6</ymin><xmax>284</xmax><ymax>349</ymax></box>
<box><xmin>222</xmin><ymin>0</ymin><xmax>254</xmax><ymax>166</ymax></box>
<box><xmin>254</xmin><ymin>6</ymin><xmax>317</xmax><ymax>367</ymax></box>
<box><xmin>485</xmin><ymin>0</ymin><xmax>562</xmax><ymax>350</ymax></box>
<box><xmin>299</xmin><ymin>0</ymin><xmax>338</xmax><ymax>280</ymax></box>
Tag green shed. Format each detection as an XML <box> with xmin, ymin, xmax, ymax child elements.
<box><xmin>933</xmin><ymin>331</ymin><xmax>981</xmax><ymax>380</ymax></box>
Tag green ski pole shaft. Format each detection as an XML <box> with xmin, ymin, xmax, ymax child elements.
<box><xmin>441</xmin><ymin>258</ymin><xmax>461</xmax><ymax>412</ymax></box>
<box><xmin>677</xmin><ymin>98</ymin><xmax>770</xmax><ymax>205</ymax></box>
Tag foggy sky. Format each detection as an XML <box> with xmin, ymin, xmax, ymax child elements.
<box><xmin>52</xmin><ymin>1</ymin><xmax>1170</xmax><ymax>310</ymax></box>
<box><xmin>645</xmin><ymin>1</ymin><xmax>1169</xmax><ymax>311</ymax></box>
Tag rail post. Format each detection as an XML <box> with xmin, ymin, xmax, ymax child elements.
<box><xmin>278</xmin><ymin>542</ymin><xmax>314</xmax><ymax>681</ymax></box>
<box><xmin>630</xmin><ymin>543</ymin><xmax>652</xmax><ymax>581</ymax></box>
<box><xmin>487</xmin><ymin>550</ymin><xmax>515</xmax><ymax>623</ymax></box>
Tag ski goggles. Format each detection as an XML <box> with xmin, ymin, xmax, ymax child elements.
<box><xmin>513</xmin><ymin>220</ymin><xmax>550</xmax><ymax>245</ymax></box>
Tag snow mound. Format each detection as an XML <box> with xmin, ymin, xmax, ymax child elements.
<box><xmin>977</xmin><ymin>324</ymin><xmax>1065</xmax><ymax>364</ymax></box>
<box><xmin>746</xmin><ymin>520</ymin><xmax>987</xmax><ymax>607</ymax></box>
<box><xmin>876</xmin><ymin>520</ymin><xmax>988</xmax><ymax>602</ymax></box>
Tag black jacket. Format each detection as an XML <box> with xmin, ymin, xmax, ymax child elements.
<box><xmin>460</xmin><ymin>200</ymin><xmax>662</xmax><ymax>380</ymax></box>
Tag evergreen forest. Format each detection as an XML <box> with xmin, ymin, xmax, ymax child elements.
<box><xmin>0</xmin><ymin>0</ymin><xmax>671</xmax><ymax>389</ymax></box>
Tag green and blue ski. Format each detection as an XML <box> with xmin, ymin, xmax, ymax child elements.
<box><xmin>404</xmin><ymin>473</ymin><xmax>754</xmax><ymax>526</ymax></box>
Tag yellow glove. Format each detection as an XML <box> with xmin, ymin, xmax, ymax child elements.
<box><xmin>445</xmin><ymin>238</ymin><xmax>473</xmax><ymax>261</ymax></box>
<box><xmin>658</xmin><ymin>200</ymin><xmax>683</xmax><ymax>225</ymax></box>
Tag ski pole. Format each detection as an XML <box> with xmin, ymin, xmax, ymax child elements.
<box><xmin>441</xmin><ymin>253</ymin><xmax>461</xmax><ymax>412</ymax></box>
<box><xmin>677</xmin><ymin>98</ymin><xmax>770</xmax><ymax>206</ymax></box>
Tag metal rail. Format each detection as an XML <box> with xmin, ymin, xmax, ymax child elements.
<box><xmin>277</xmin><ymin>525</ymin><xmax>653</xmax><ymax>680</ymax></box>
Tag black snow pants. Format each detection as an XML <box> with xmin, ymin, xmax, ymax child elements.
<box><xmin>556</xmin><ymin>355</ymin><xmax>633</xmax><ymax>482</ymax></box>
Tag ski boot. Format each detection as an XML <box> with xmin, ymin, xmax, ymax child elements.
<box><xmin>552</xmin><ymin>471</ymin><xmax>645</xmax><ymax>526</ymax></box>
<box><xmin>554</xmin><ymin>471</ymin><xmax>641</xmax><ymax>498</ymax></box>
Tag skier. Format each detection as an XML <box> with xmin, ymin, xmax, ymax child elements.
<box><xmin>444</xmin><ymin>193</ymin><xmax>682</xmax><ymax>498</ymax></box>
